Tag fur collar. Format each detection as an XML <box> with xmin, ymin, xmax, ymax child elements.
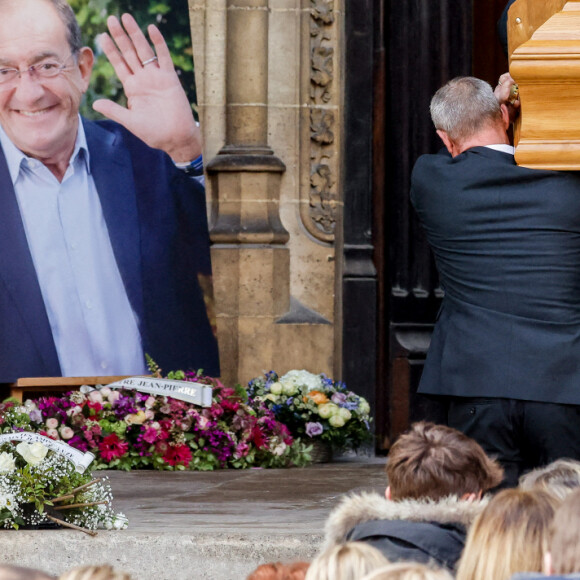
<box><xmin>322</xmin><ymin>491</ymin><xmax>488</xmax><ymax>552</ymax></box>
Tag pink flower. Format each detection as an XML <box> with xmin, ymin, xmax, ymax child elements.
<box><xmin>145</xmin><ymin>409</ymin><xmax>154</xmax><ymax>420</ymax></box>
<box><xmin>107</xmin><ymin>391</ymin><xmax>121</xmax><ymax>404</ymax></box>
<box><xmin>59</xmin><ymin>426</ymin><xmax>74</xmax><ymax>440</ymax></box>
<box><xmin>46</xmin><ymin>417</ymin><xmax>59</xmax><ymax>429</ymax></box>
<box><xmin>197</xmin><ymin>416</ymin><xmax>210</xmax><ymax>430</ymax></box>
<box><xmin>155</xmin><ymin>441</ymin><xmax>169</xmax><ymax>454</ymax></box>
<box><xmin>234</xmin><ymin>442</ymin><xmax>249</xmax><ymax>459</ymax></box>
<box><xmin>144</xmin><ymin>396</ymin><xmax>156</xmax><ymax>409</ymax></box>
<box><xmin>100</xmin><ymin>387</ymin><xmax>112</xmax><ymax>397</ymax></box>
<box><xmin>88</xmin><ymin>390</ymin><xmax>103</xmax><ymax>403</ymax></box>
<box><xmin>98</xmin><ymin>434</ymin><xmax>129</xmax><ymax>462</ymax></box>
<box><xmin>46</xmin><ymin>428</ymin><xmax>59</xmax><ymax>439</ymax></box>
<box><xmin>143</xmin><ymin>427</ymin><xmax>158</xmax><ymax>444</ymax></box>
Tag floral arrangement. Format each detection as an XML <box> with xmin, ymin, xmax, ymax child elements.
<box><xmin>0</xmin><ymin>439</ymin><xmax>127</xmax><ymax>534</ymax></box>
<box><xmin>246</xmin><ymin>370</ymin><xmax>372</xmax><ymax>450</ymax></box>
<box><xmin>0</xmin><ymin>371</ymin><xmax>311</xmax><ymax>471</ymax></box>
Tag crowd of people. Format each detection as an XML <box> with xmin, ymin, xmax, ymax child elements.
<box><xmin>248</xmin><ymin>422</ymin><xmax>580</xmax><ymax>580</ymax></box>
<box><xmin>5</xmin><ymin>422</ymin><xmax>580</xmax><ymax>580</ymax></box>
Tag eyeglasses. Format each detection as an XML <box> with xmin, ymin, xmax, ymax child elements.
<box><xmin>0</xmin><ymin>54</ymin><xmax>75</xmax><ymax>88</ymax></box>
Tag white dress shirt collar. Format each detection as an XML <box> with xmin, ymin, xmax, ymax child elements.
<box><xmin>484</xmin><ymin>144</ymin><xmax>515</xmax><ymax>155</ymax></box>
<box><xmin>0</xmin><ymin>115</ymin><xmax>90</xmax><ymax>184</ymax></box>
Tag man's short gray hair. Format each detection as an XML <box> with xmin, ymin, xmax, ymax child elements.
<box><xmin>430</xmin><ymin>76</ymin><xmax>503</xmax><ymax>143</ymax></box>
<box><xmin>0</xmin><ymin>0</ymin><xmax>82</xmax><ymax>55</ymax></box>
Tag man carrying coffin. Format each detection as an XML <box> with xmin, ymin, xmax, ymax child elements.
<box><xmin>0</xmin><ymin>0</ymin><xmax>219</xmax><ymax>382</ymax></box>
<box><xmin>411</xmin><ymin>75</ymin><xmax>580</xmax><ymax>487</ymax></box>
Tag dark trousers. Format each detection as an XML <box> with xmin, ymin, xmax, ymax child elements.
<box><xmin>445</xmin><ymin>398</ymin><xmax>580</xmax><ymax>488</ymax></box>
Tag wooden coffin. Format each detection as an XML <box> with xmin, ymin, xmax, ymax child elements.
<box><xmin>509</xmin><ymin>0</ymin><xmax>580</xmax><ymax>169</ymax></box>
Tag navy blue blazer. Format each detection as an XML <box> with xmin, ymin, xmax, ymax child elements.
<box><xmin>0</xmin><ymin>118</ymin><xmax>219</xmax><ymax>382</ymax></box>
<box><xmin>411</xmin><ymin>147</ymin><xmax>580</xmax><ymax>404</ymax></box>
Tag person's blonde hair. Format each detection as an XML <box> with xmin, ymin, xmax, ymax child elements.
<box><xmin>247</xmin><ymin>562</ymin><xmax>309</xmax><ymax>580</ymax></box>
<box><xmin>456</xmin><ymin>488</ymin><xmax>559</xmax><ymax>580</ymax></box>
<box><xmin>360</xmin><ymin>562</ymin><xmax>453</xmax><ymax>580</ymax></box>
<box><xmin>58</xmin><ymin>566</ymin><xmax>131</xmax><ymax>580</ymax></box>
<box><xmin>305</xmin><ymin>542</ymin><xmax>389</xmax><ymax>580</ymax></box>
<box><xmin>549</xmin><ymin>487</ymin><xmax>580</xmax><ymax>574</ymax></box>
<box><xmin>519</xmin><ymin>458</ymin><xmax>580</xmax><ymax>501</ymax></box>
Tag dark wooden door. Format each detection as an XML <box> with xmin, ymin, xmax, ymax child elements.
<box><xmin>374</xmin><ymin>0</ymin><xmax>509</xmax><ymax>448</ymax></box>
<box><xmin>342</xmin><ymin>0</ymin><xmax>510</xmax><ymax>449</ymax></box>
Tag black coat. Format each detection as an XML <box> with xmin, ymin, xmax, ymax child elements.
<box><xmin>322</xmin><ymin>492</ymin><xmax>486</xmax><ymax>573</ymax></box>
<box><xmin>347</xmin><ymin>517</ymin><xmax>466</xmax><ymax>571</ymax></box>
<box><xmin>411</xmin><ymin>147</ymin><xmax>580</xmax><ymax>404</ymax></box>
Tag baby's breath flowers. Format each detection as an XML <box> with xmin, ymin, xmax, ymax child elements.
<box><xmin>0</xmin><ymin>440</ymin><xmax>127</xmax><ymax>534</ymax></box>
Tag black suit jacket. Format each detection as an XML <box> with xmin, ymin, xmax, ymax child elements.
<box><xmin>0</xmin><ymin>119</ymin><xmax>219</xmax><ymax>382</ymax></box>
<box><xmin>411</xmin><ymin>147</ymin><xmax>580</xmax><ymax>404</ymax></box>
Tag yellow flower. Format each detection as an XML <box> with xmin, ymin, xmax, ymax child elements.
<box><xmin>125</xmin><ymin>411</ymin><xmax>147</xmax><ymax>425</ymax></box>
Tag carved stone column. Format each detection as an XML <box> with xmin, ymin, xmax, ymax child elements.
<box><xmin>206</xmin><ymin>0</ymin><xmax>290</xmax><ymax>385</ymax></box>
<box><xmin>190</xmin><ymin>0</ymin><xmax>342</xmax><ymax>387</ymax></box>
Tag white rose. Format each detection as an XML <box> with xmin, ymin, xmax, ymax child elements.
<box><xmin>67</xmin><ymin>405</ymin><xmax>82</xmax><ymax>417</ymax></box>
<box><xmin>100</xmin><ymin>387</ymin><xmax>112</xmax><ymax>397</ymax></box>
<box><xmin>269</xmin><ymin>382</ymin><xmax>283</xmax><ymax>395</ymax></box>
<box><xmin>88</xmin><ymin>391</ymin><xmax>103</xmax><ymax>403</ymax></box>
<box><xmin>338</xmin><ymin>408</ymin><xmax>352</xmax><ymax>422</ymax></box>
<box><xmin>46</xmin><ymin>429</ymin><xmax>60</xmax><ymax>440</ymax></box>
<box><xmin>282</xmin><ymin>383</ymin><xmax>298</xmax><ymax>396</ymax></box>
<box><xmin>59</xmin><ymin>426</ymin><xmax>74</xmax><ymax>440</ymax></box>
<box><xmin>272</xmin><ymin>442</ymin><xmax>287</xmax><ymax>456</ymax></box>
<box><xmin>329</xmin><ymin>414</ymin><xmax>346</xmax><ymax>428</ymax></box>
<box><xmin>280</xmin><ymin>370</ymin><xmax>323</xmax><ymax>392</ymax></box>
<box><xmin>107</xmin><ymin>391</ymin><xmax>121</xmax><ymax>404</ymax></box>
<box><xmin>46</xmin><ymin>417</ymin><xmax>59</xmax><ymax>429</ymax></box>
<box><xmin>359</xmin><ymin>399</ymin><xmax>371</xmax><ymax>415</ymax></box>
<box><xmin>113</xmin><ymin>514</ymin><xmax>129</xmax><ymax>530</ymax></box>
<box><xmin>318</xmin><ymin>403</ymin><xmax>339</xmax><ymax>419</ymax></box>
<box><xmin>0</xmin><ymin>452</ymin><xmax>16</xmax><ymax>473</ymax></box>
<box><xmin>16</xmin><ymin>442</ymin><xmax>48</xmax><ymax>465</ymax></box>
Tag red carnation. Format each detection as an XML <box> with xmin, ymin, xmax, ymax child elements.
<box><xmin>163</xmin><ymin>444</ymin><xmax>192</xmax><ymax>467</ymax></box>
<box><xmin>98</xmin><ymin>433</ymin><xmax>129</xmax><ymax>462</ymax></box>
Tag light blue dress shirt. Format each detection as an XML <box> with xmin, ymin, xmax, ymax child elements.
<box><xmin>0</xmin><ymin>120</ymin><xmax>147</xmax><ymax>376</ymax></box>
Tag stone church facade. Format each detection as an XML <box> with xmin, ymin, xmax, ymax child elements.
<box><xmin>187</xmin><ymin>0</ymin><xmax>512</xmax><ymax>448</ymax></box>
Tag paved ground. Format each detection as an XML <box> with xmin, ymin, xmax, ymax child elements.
<box><xmin>107</xmin><ymin>455</ymin><xmax>386</xmax><ymax>533</ymax></box>
<box><xmin>0</xmin><ymin>456</ymin><xmax>387</xmax><ymax>579</ymax></box>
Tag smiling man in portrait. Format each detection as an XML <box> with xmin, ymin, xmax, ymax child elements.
<box><xmin>0</xmin><ymin>0</ymin><xmax>219</xmax><ymax>383</ymax></box>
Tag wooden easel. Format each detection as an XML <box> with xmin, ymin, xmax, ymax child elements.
<box><xmin>8</xmin><ymin>376</ymin><xmax>129</xmax><ymax>402</ymax></box>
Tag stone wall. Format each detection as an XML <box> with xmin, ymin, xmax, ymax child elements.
<box><xmin>188</xmin><ymin>0</ymin><xmax>343</xmax><ymax>385</ymax></box>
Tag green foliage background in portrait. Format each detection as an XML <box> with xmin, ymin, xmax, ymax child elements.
<box><xmin>69</xmin><ymin>0</ymin><xmax>197</xmax><ymax>119</ymax></box>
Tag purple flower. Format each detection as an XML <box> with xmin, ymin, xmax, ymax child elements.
<box><xmin>305</xmin><ymin>422</ymin><xmax>324</xmax><ymax>437</ymax></box>
<box><xmin>113</xmin><ymin>396</ymin><xmax>138</xmax><ymax>419</ymax></box>
<box><xmin>67</xmin><ymin>435</ymin><xmax>89</xmax><ymax>452</ymax></box>
<box><xmin>28</xmin><ymin>409</ymin><xmax>42</xmax><ymax>423</ymax></box>
<box><xmin>331</xmin><ymin>392</ymin><xmax>347</xmax><ymax>405</ymax></box>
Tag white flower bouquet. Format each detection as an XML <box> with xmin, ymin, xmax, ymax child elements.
<box><xmin>0</xmin><ymin>439</ymin><xmax>127</xmax><ymax>534</ymax></box>
<box><xmin>246</xmin><ymin>370</ymin><xmax>372</xmax><ymax>451</ymax></box>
